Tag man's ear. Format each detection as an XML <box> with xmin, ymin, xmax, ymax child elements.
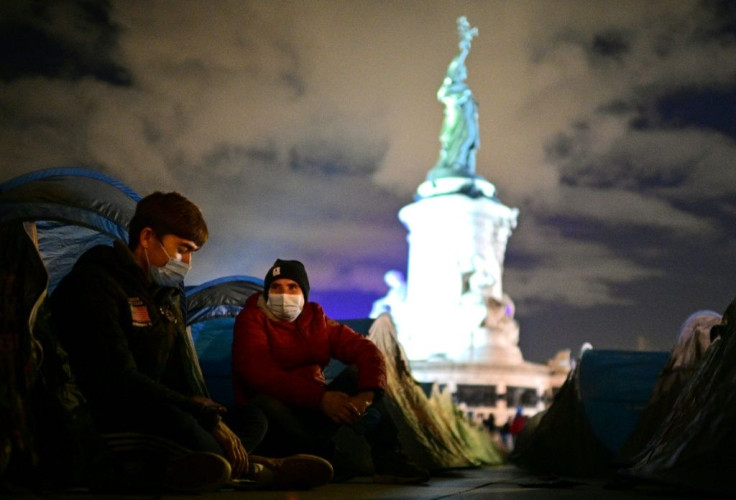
<box><xmin>139</xmin><ymin>227</ymin><xmax>155</xmax><ymax>250</ymax></box>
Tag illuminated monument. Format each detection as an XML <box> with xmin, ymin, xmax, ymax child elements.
<box><xmin>372</xmin><ymin>17</ymin><xmax>568</xmax><ymax>423</ymax></box>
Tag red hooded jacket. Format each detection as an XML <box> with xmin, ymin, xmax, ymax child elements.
<box><xmin>232</xmin><ymin>293</ymin><xmax>387</xmax><ymax>409</ymax></box>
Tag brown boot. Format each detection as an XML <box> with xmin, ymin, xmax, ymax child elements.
<box><xmin>163</xmin><ymin>451</ymin><xmax>232</xmax><ymax>492</ymax></box>
<box><xmin>248</xmin><ymin>454</ymin><xmax>334</xmax><ymax>490</ymax></box>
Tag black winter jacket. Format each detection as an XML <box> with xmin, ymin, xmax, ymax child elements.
<box><xmin>49</xmin><ymin>241</ymin><xmax>220</xmax><ymax>431</ymax></box>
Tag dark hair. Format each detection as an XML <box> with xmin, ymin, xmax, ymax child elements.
<box><xmin>128</xmin><ymin>191</ymin><xmax>208</xmax><ymax>249</ymax></box>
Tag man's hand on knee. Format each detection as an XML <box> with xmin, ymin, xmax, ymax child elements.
<box><xmin>212</xmin><ymin>420</ymin><xmax>248</xmax><ymax>478</ymax></box>
<box><xmin>319</xmin><ymin>391</ymin><xmax>361</xmax><ymax>424</ymax></box>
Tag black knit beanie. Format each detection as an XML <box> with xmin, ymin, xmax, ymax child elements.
<box><xmin>263</xmin><ymin>259</ymin><xmax>310</xmax><ymax>302</ymax></box>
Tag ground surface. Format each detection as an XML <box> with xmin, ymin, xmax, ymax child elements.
<box><xmin>7</xmin><ymin>464</ymin><xmax>708</xmax><ymax>499</ymax></box>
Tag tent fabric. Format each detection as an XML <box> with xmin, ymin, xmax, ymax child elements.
<box><xmin>510</xmin><ymin>348</ymin><xmax>668</xmax><ymax>478</ymax></box>
<box><xmin>0</xmin><ymin>167</ymin><xmax>139</xmax><ymax>236</ymax></box>
<box><xmin>185</xmin><ymin>276</ymin><xmax>264</xmax><ymax>326</ymax></box>
<box><xmin>0</xmin><ymin>168</ymin><xmax>148</xmax><ymax>489</ymax></box>
<box><xmin>0</xmin><ymin>168</ymin><xmax>139</xmax><ymax>293</ymax></box>
<box><xmin>36</xmin><ymin>222</ymin><xmax>122</xmax><ymax>294</ymax></box>
<box><xmin>616</xmin><ymin>310</ymin><xmax>721</xmax><ymax>464</ymax></box>
<box><xmin>367</xmin><ymin>313</ymin><xmax>504</xmax><ymax>471</ymax></box>
<box><xmin>1</xmin><ymin>221</ymin><xmax>48</xmax><ymax>486</ymax></box>
<box><xmin>0</xmin><ymin>220</ymin><xmax>100</xmax><ymax>489</ymax></box>
<box><xmin>191</xmin><ymin>317</ymin><xmax>239</xmax><ymax>408</ymax></box>
<box><xmin>626</xmin><ymin>299</ymin><xmax>736</xmax><ymax>496</ymax></box>
<box><xmin>186</xmin><ymin>277</ymin><xmax>261</xmax><ymax>407</ymax></box>
<box><xmin>510</xmin><ymin>357</ymin><xmax>613</xmax><ymax>477</ymax></box>
<box><xmin>578</xmin><ymin>349</ymin><xmax>669</xmax><ymax>455</ymax></box>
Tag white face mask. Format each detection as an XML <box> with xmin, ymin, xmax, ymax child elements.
<box><xmin>147</xmin><ymin>239</ymin><xmax>190</xmax><ymax>287</ymax></box>
<box><xmin>266</xmin><ymin>293</ymin><xmax>304</xmax><ymax>322</ymax></box>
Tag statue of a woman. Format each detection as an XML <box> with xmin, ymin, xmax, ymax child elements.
<box><xmin>428</xmin><ymin>17</ymin><xmax>479</xmax><ymax>181</ymax></box>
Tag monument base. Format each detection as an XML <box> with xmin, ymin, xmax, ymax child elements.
<box><xmin>410</xmin><ymin>356</ymin><xmax>570</xmax><ymax>426</ymax></box>
<box><xmin>416</xmin><ymin>176</ymin><xmax>497</xmax><ymax>199</ymax></box>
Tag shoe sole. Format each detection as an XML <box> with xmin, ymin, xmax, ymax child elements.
<box><xmin>164</xmin><ymin>451</ymin><xmax>232</xmax><ymax>493</ymax></box>
<box><xmin>274</xmin><ymin>454</ymin><xmax>335</xmax><ymax>490</ymax></box>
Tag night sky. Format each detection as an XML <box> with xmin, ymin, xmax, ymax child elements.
<box><xmin>2</xmin><ymin>0</ymin><xmax>736</xmax><ymax>363</ymax></box>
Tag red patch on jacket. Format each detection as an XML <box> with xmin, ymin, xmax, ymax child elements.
<box><xmin>128</xmin><ymin>297</ymin><xmax>152</xmax><ymax>327</ymax></box>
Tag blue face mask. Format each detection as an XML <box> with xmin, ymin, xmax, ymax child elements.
<box><xmin>147</xmin><ymin>239</ymin><xmax>190</xmax><ymax>287</ymax></box>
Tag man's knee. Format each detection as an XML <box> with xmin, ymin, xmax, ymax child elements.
<box><xmin>248</xmin><ymin>394</ymin><xmax>293</xmax><ymax>418</ymax></box>
<box><xmin>327</xmin><ymin>364</ymin><xmax>359</xmax><ymax>394</ymax></box>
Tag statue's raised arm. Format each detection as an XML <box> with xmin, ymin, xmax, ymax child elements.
<box><xmin>428</xmin><ymin>16</ymin><xmax>480</xmax><ymax>181</ymax></box>
<box><xmin>455</xmin><ymin>16</ymin><xmax>478</xmax><ymax>67</ymax></box>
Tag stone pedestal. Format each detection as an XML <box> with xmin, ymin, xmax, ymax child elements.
<box><xmin>394</xmin><ymin>189</ymin><xmax>518</xmax><ymax>361</ymax></box>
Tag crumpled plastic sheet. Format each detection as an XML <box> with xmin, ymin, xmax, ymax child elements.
<box><xmin>367</xmin><ymin>314</ymin><xmax>504</xmax><ymax>472</ymax></box>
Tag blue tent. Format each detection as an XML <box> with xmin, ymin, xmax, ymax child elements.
<box><xmin>578</xmin><ymin>349</ymin><xmax>670</xmax><ymax>454</ymax></box>
<box><xmin>0</xmin><ymin>167</ymin><xmax>140</xmax><ymax>293</ymax></box>
<box><xmin>186</xmin><ymin>276</ymin><xmax>264</xmax><ymax>406</ymax></box>
<box><xmin>510</xmin><ymin>348</ymin><xmax>668</xmax><ymax>477</ymax></box>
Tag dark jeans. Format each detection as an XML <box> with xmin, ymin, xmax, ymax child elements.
<box><xmin>94</xmin><ymin>401</ymin><xmax>267</xmax><ymax>456</ymax></box>
<box><xmin>247</xmin><ymin>366</ymin><xmax>400</xmax><ymax>461</ymax></box>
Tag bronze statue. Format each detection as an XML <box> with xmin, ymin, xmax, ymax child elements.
<box><xmin>428</xmin><ymin>16</ymin><xmax>480</xmax><ymax>181</ymax></box>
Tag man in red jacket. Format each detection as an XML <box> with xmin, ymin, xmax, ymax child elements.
<box><xmin>232</xmin><ymin>259</ymin><xmax>429</xmax><ymax>484</ymax></box>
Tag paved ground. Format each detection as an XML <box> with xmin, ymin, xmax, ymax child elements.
<box><xmin>9</xmin><ymin>464</ymin><xmax>703</xmax><ymax>499</ymax></box>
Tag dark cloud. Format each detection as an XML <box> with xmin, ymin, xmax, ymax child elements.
<box><xmin>671</xmin><ymin>193</ymin><xmax>736</xmax><ymax>233</ymax></box>
<box><xmin>557</xmin><ymin>151</ymin><xmax>691</xmax><ymax>190</ymax></box>
<box><xmin>589</xmin><ymin>29</ymin><xmax>630</xmax><ymax>62</ymax></box>
<box><xmin>273</xmin><ymin>40</ymin><xmax>306</xmax><ymax>97</ymax></box>
<box><xmin>549</xmin><ymin>82</ymin><xmax>736</xmax><ymax>197</ymax></box>
<box><xmin>288</xmin><ymin>141</ymin><xmax>385</xmax><ymax>177</ymax></box>
<box><xmin>655</xmin><ymin>87</ymin><xmax>736</xmax><ymax>139</ymax></box>
<box><xmin>0</xmin><ymin>0</ymin><xmax>130</xmax><ymax>85</ymax></box>
<box><xmin>596</xmin><ymin>99</ymin><xmax>635</xmax><ymax>115</ymax></box>
<box><xmin>529</xmin><ymin>26</ymin><xmax>632</xmax><ymax>67</ymax></box>
<box><xmin>698</xmin><ymin>0</ymin><xmax>736</xmax><ymax>40</ymax></box>
<box><xmin>202</xmin><ymin>143</ymin><xmax>279</xmax><ymax>173</ymax></box>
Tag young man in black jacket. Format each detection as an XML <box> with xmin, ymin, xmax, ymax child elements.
<box><xmin>50</xmin><ymin>192</ymin><xmax>332</xmax><ymax>492</ymax></box>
